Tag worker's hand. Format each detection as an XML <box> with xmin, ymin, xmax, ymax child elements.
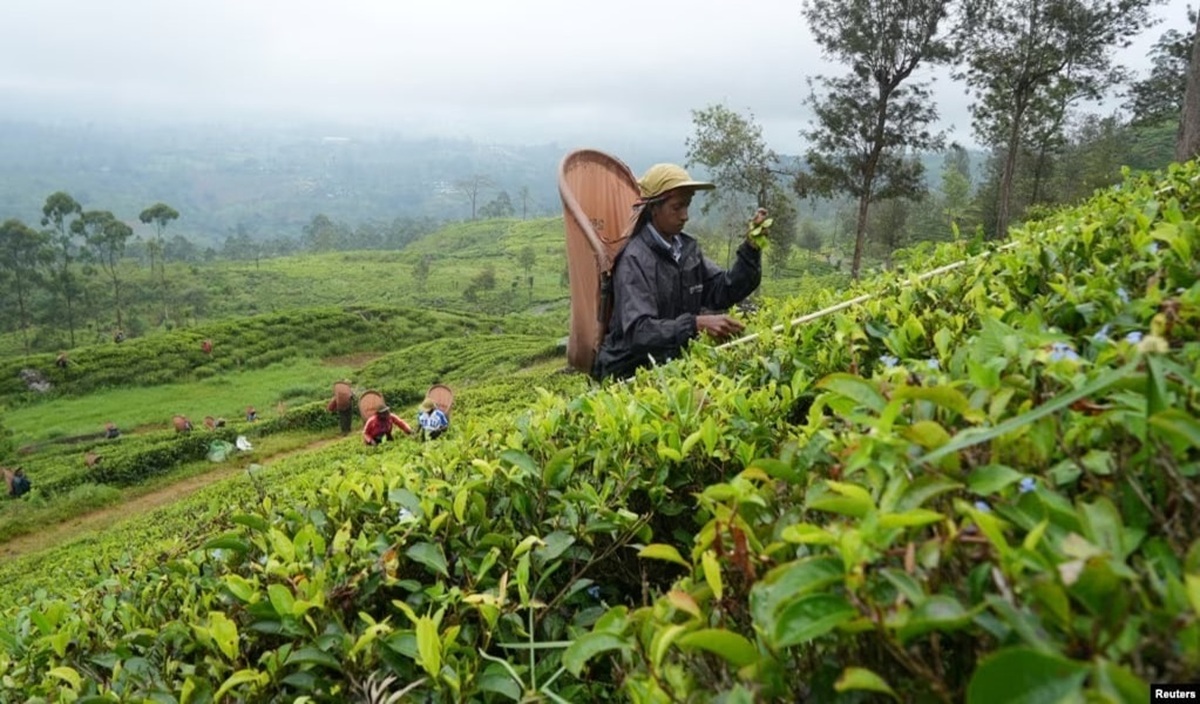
<box><xmin>696</xmin><ymin>314</ymin><xmax>745</xmax><ymax>341</ymax></box>
<box><xmin>746</xmin><ymin>208</ymin><xmax>773</xmax><ymax>250</ymax></box>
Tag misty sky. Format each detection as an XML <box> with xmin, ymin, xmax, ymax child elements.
<box><xmin>0</xmin><ymin>0</ymin><xmax>1192</xmax><ymax>154</ymax></box>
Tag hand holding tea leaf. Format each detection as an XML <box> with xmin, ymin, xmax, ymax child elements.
<box><xmin>746</xmin><ymin>208</ymin><xmax>773</xmax><ymax>250</ymax></box>
<box><xmin>696</xmin><ymin>314</ymin><xmax>745</xmax><ymax>341</ymax></box>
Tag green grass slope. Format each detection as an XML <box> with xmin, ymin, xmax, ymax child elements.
<box><xmin>4</xmin><ymin>163</ymin><xmax>1198</xmax><ymax>701</ymax></box>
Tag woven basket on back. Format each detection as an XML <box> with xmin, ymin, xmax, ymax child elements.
<box><xmin>558</xmin><ymin>149</ymin><xmax>641</xmax><ymax>374</ymax></box>
<box><xmin>426</xmin><ymin>384</ymin><xmax>454</xmax><ymax>418</ymax></box>
<box><xmin>358</xmin><ymin>390</ymin><xmax>385</xmax><ymax>421</ymax></box>
<box><xmin>334</xmin><ymin>382</ymin><xmax>352</xmax><ymax>411</ymax></box>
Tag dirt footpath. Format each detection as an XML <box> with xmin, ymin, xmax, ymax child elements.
<box><xmin>0</xmin><ymin>436</ymin><xmax>344</xmax><ymax>560</ymax></box>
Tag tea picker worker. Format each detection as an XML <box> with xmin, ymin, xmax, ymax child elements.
<box><xmin>592</xmin><ymin>163</ymin><xmax>763</xmax><ymax>381</ymax></box>
<box><xmin>3</xmin><ymin>467</ymin><xmax>31</xmax><ymax>498</ymax></box>
<box><xmin>326</xmin><ymin>383</ymin><xmax>356</xmax><ymax>436</ymax></box>
<box><xmin>362</xmin><ymin>405</ymin><xmax>414</xmax><ymax>446</ymax></box>
<box><xmin>418</xmin><ymin>399</ymin><xmax>449</xmax><ymax>440</ymax></box>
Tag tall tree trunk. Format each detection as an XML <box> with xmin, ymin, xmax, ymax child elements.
<box><xmin>1032</xmin><ymin>145</ymin><xmax>1049</xmax><ymax>205</ymax></box>
<box><xmin>113</xmin><ymin>274</ymin><xmax>123</xmax><ymax>330</ymax></box>
<box><xmin>61</xmin><ymin>265</ymin><xmax>76</xmax><ymax>348</ymax></box>
<box><xmin>15</xmin><ymin>280</ymin><xmax>30</xmax><ymax>357</ymax></box>
<box><xmin>157</xmin><ymin>239</ymin><xmax>170</xmax><ymax>325</ymax></box>
<box><xmin>852</xmin><ymin>191</ymin><xmax>871</xmax><ymax>280</ymax></box>
<box><xmin>1177</xmin><ymin>11</ymin><xmax>1200</xmax><ymax>161</ymax></box>
<box><xmin>107</xmin><ymin>256</ymin><xmax>124</xmax><ymax>331</ymax></box>
<box><xmin>997</xmin><ymin>103</ymin><xmax>1026</xmax><ymax>239</ymax></box>
<box><xmin>65</xmin><ymin>289</ymin><xmax>76</xmax><ymax>348</ymax></box>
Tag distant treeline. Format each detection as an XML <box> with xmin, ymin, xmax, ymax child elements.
<box><xmin>0</xmin><ymin>120</ymin><xmax>581</xmax><ymax>244</ymax></box>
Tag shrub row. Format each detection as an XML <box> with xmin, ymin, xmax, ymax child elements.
<box><xmin>2</xmin><ymin>163</ymin><xmax>1197</xmax><ymax>701</ymax></box>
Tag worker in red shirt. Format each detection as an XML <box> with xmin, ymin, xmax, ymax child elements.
<box><xmin>362</xmin><ymin>405</ymin><xmax>413</xmax><ymax>446</ymax></box>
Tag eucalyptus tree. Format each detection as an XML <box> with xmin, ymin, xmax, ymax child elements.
<box><xmin>73</xmin><ymin>211</ymin><xmax>133</xmax><ymax>331</ymax></box>
<box><xmin>1125</xmin><ymin>14</ymin><xmax>1192</xmax><ymax>128</ymax></box>
<box><xmin>0</xmin><ymin>219</ymin><xmax>53</xmax><ymax>356</ymax></box>
<box><xmin>40</xmin><ymin>191</ymin><xmax>83</xmax><ymax>347</ymax></box>
<box><xmin>1178</xmin><ymin>11</ymin><xmax>1200</xmax><ymax>160</ymax></box>
<box><xmin>796</xmin><ymin>0</ymin><xmax>960</xmax><ymax>278</ymax></box>
<box><xmin>959</xmin><ymin>0</ymin><xmax>1156</xmax><ymax>236</ymax></box>
<box><xmin>517</xmin><ymin>185</ymin><xmax>534</xmax><ymax>219</ymax></box>
<box><xmin>139</xmin><ymin>202</ymin><xmax>179</xmax><ymax>323</ymax></box>
<box><xmin>941</xmin><ymin>144</ymin><xmax>973</xmax><ymax>232</ymax></box>
<box><xmin>687</xmin><ymin>104</ymin><xmax>797</xmax><ymax>276</ymax></box>
<box><xmin>454</xmin><ymin>175</ymin><xmax>493</xmax><ymax>221</ymax></box>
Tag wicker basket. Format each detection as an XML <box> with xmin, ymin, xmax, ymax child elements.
<box><xmin>426</xmin><ymin>384</ymin><xmax>454</xmax><ymax>418</ymax></box>
<box><xmin>334</xmin><ymin>381</ymin><xmax>353</xmax><ymax>411</ymax></box>
<box><xmin>358</xmin><ymin>390</ymin><xmax>385</xmax><ymax>421</ymax></box>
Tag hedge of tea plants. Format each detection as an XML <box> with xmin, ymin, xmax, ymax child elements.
<box><xmin>12</xmin><ymin>427</ymin><xmax>238</xmax><ymax>497</ymax></box>
<box><xmin>0</xmin><ymin>306</ymin><xmax>553</xmax><ymax>405</ymax></box>
<box><xmin>1</xmin><ymin>163</ymin><xmax>1199</xmax><ymax>701</ymax></box>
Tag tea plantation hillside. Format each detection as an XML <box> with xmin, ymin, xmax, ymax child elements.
<box><xmin>0</xmin><ymin>217</ymin><xmax>572</xmax><ymax>359</ymax></box>
<box><xmin>0</xmin><ymin>212</ymin><xmax>849</xmax><ymax>359</ymax></box>
<box><xmin>196</xmin><ymin>218</ymin><xmax>574</xmax><ymax>320</ymax></box>
<box><xmin>0</xmin><ymin>329</ymin><xmax>579</xmax><ymax>546</ymax></box>
<box><xmin>0</xmin><ymin>306</ymin><xmax>555</xmax><ymax>406</ymax></box>
<box><xmin>2</xmin><ymin>164</ymin><xmax>1199</xmax><ymax>701</ymax></box>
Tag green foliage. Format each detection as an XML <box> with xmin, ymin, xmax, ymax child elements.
<box><xmin>4</xmin><ymin>162</ymin><xmax>1200</xmax><ymax>701</ymax></box>
<box><xmin>0</xmin><ymin>306</ymin><xmax>540</xmax><ymax>404</ymax></box>
<box><xmin>1124</xmin><ymin>14</ymin><xmax>1194</xmax><ymax>128</ymax></box>
<box><xmin>796</xmin><ymin>0</ymin><xmax>955</xmax><ymax>278</ymax></box>
<box><xmin>15</xmin><ymin>427</ymin><xmax>238</xmax><ymax>499</ymax></box>
<box><xmin>957</xmin><ymin>0</ymin><xmax>1157</xmax><ymax>235</ymax></box>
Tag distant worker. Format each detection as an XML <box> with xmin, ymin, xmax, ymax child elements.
<box><xmin>362</xmin><ymin>405</ymin><xmax>413</xmax><ymax>446</ymax></box>
<box><xmin>246</xmin><ymin>406</ymin><xmax>258</xmax><ymax>422</ymax></box>
<box><xmin>113</xmin><ymin>329</ymin><xmax>125</xmax><ymax>343</ymax></box>
<box><xmin>104</xmin><ymin>422</ymin><xmax>120</xmax><ymax>439</ymax></box>
<box><xmin>327</xmin><ymin>381</ymin><xmax>356</xmax><ymax>435</ymax></box>
<box><xmin>55</xmin><ymin>352</ymin><xmax>69</xmax><ymax>369</ymax></box>
<box><xmin>174</xmin><ymin>415</ymin><xmax>193</xmax><ymax>433</ymax></box>
<box><xmin>3</xmin><ymin>467</ymin><xmax>31</xmax><ymax>498</ymax></box>
<box><xmin>201</xmin><ymin>339</ymin><xmax>213</xmax><ymax>355</ymax></box>
<box><xmin>418</xmin><ymin>399</ymin><xmax>449</xmax><ymax>440</ymax></box>
<box><xmin>593</xmin><ymin>164</ymin><xmax>763</xmax><ymax>380</ymax></box>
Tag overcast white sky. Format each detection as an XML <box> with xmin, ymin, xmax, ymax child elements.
<box><xmin>0</xmin><ymin>0</ymin><xmax>1192</xmax><ymax>154</ymax></box>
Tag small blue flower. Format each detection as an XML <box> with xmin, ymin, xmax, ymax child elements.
<box><xmin>927</xmin><ymin>359</ymin><xmax>940</xmax><ymax>371</ymax></box>
<box><xmin>1092</xmin><ymin>324</ymin><xmax>1112</xmax><ymax>342</ymax></box>
<box><xmin>1145</xmin><ymin>242</ymin><xmax>1161</xmax><ymax>254</ymax></box>
<box><xmin>1019</xmin><ymin>477</ymin><xmax>1036</xmax><ymax>494</ymax></box>
<box><xmin>1049</xmin><ymin>342</ymin><xmax>1080</xmax><ymax>362</ymax></box>
<box><xmin>1117</xmin><ymin>288</ymin><xmax>1130</xmax><ymax>304</ymax></box>
<box><xmin>586</xmin><ymin>585</ymin><xmax>601</xmax><ymax>599</ymax></box>
<box><xmin>973</xmin><ymin>500</ymin><xmax>991</xmax><ymax>513</ymax></box>
<box><xmin>1124</xmin><ymin>331</ymin><xmax>1143</xmax><ymax>344</ymax></box>
<box><xmin>880</xmin><ymin>354</ymin><xmax>899</xmax><ymax>368</ymax></box>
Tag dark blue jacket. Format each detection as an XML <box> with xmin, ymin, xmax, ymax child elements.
<box><xmin>593</xmin><ymin>226</ymin><xmax>761</xmax><ymax>380</ymax></box>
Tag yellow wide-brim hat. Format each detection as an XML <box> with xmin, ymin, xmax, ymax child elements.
<box><xmin>637</xmin><ymin>164</ymin><xmax>715</xmax><ymax>200</ymax></box>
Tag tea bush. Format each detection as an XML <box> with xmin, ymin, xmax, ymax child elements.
<box><xmin>0</xmin><ymin>307</ymin><xmax>554</xmax><ymax>406</ymax></box>
<box><xmin>2</xmin><ymin>163</ymin><xmax>1199</xmax><ymax>701</ymax></box>
<box><xmin>9</xmin><ymin>427</ymin><xmax>239</xmax><ymax>498</ymax></box>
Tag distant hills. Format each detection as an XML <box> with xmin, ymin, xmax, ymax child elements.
<box><xmin>0</xmin><ymin>118</ymin><xmax>986</xmax><ymax>247</ymax></box>
<box><xmin>0</xmin><ymin>119</ymin><xmax>684</xmax><ymax>246</ymax></box>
